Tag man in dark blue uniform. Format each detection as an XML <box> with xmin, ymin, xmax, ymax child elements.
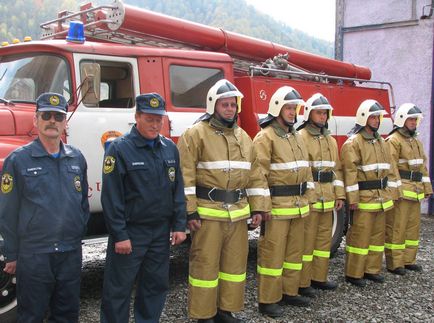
<box><xmin>0</xmin><ymin>93</ymin><xmax>89</xmax><ymax>322</ymax></box>
<box><xmin>100</xmin><ymin>93</ymin><xmax>187</xmax><ymax>323</ymax></box>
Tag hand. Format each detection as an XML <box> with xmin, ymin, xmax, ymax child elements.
<box><xmin>171</xmin><ymin>232</ymin><xmax>187</xmax><ymax>245</ymax></box>
<box><xmin>3</xmin><ymin>261</ymin><xmax>16</xmax><ymax>274</ymax></box>
<box><xmin>349</xmin><ymin>203</ymin><xmax>358</xmax><ymax>210</ymax></box>
<box><xmin>335</xmin><ymin>199</ymin><xmax>344</xmax><ymax>211</ymax></box>
<box><xmin>250</xmin><ymin>213</ymin><xmax>262</xmax><ymax>228</ymax></box>
<box><xmin>188</xmin><ymin>219</ymin><xmax>202</xmax><ymax>232</ymax></box>
<box><xmin>115</xmin><ymin>239</ymin><xmax>132</xmax><ymax>254</ymax></box>
<box><xmin>425</xmin><ymin>194</ymin><xmax>432</xmax><ymax>199</ymax></box>
<box><xmin>260</xmin><ymin>211</ymin><xmax>272</xmax><ymax>222</ymax></box>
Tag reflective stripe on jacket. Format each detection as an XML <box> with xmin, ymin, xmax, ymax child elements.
<box><xmin>341</xmin><ymin>128</ymin><xmax>400</xmax><ymax>212</ymax></box>
<box><xmin>299</xmin><ymin>124</ymin><xmax>345</xmax><ymax>212</ymax></box>
<box><xmin>386</xmin><ymin>128</ymin><xmax>432</xmax><ymax>201</ymax></box>
<box><xmin>253</xmin><ymin>120</ymin><xmax>315</xmax><ymax>219</ymax></box>
<box><xmin>177</xmin><ymin>118</ymin><xmax>270</xmax><ymax>222</ymax></box>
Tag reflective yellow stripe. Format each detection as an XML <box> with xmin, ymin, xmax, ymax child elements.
<box><xmin>405</xmin><ymin>239</ymin><xmax>419</xmax><ymax>247</ymax></box>
<box><xmin>346</xmin><ymin>245</ymin><xmax>369</xmax><ymax>255</ymax></box>
<box><xmin>189</xmin><ymin>275</ymin><xmax>219</xmax><ymax>288</ymax></box>
<box><xmin>313</xmin><ymin>201</ymin><xmax>335</xmax><ymax>210</ymax></box>
<box><xmin>358</xmin><ymin>200</ymin><xmax>393</xmax><ymax>210</ymax></box>
<box><xmin>369</xmin><ymin>245</ymin><xmax>384</xmax><ymax>252</ymax></box>
<box><xmin>403</xmin><ymin>190</ymin><xmax>425</xmax><ymax>200</ymax></box>
<box><xmin>313</xmin><ymin>250</ymin><xmax>330</xmax><ymax>258</ymax></box>
<box><xmin>257</xmin><ymin>265</ymin><xmax>283</xmax><ymax>276</ymax></box>
<box><xmin>384</xmin><ymin>243</ymin><xmax>406</xmax><ymax>250</ymax></box>
<box><xmin>271</xmin><ymin>204</ymin><xmax>310</xmax><ymax>216</ymax></box>
<box><xmin>197</xmin><ymin>205</ymin><xmax>250</xmax><ymax>219</ymax></box>
<box><xmin>219</xmin><ymin>271</ymin><xmax>246</xmax><ymax>283</ymax></box>
<box><xmin>302</xmin><ymin>254</ymin><xmax>313</xmax><ymax>262</ymax></box>
<box><xmin>283</xmin><ymin>262</ymin><xmax>302</xmax><ymax>271</ymax></box>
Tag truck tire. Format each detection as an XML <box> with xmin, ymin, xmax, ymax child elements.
<box><xmin>330</xmin><ymin>206</ymin><xmax>347</xmax><ymax>257</ymax></box>
<box><xmin>0</xmin><ymin>249</ymin><xmax>17</xmax><ymax>323</ymax></box>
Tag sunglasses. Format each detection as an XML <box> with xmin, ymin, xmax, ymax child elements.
<box><xmin>40</xmin><ymin>111</ymin><xmax>66</xmax><ymax>122</ymax></box>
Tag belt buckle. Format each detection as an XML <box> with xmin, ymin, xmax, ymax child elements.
<box><xmin>299</xmin><ymin>183</ymin><xmax>303</xmax><ymax>195</ymax></box>
<box><xmin>380</xmin><ymin>178</ymin><xmax>384</xmax><ymax>189</ymax></box>
<box><xmin>317</xmin><ymin>169</ymin><xmax>322</xmax><ymax>182</ymax></box>
<box><xmin>208</xmin><ymin>187</ymin><xmax>216</xmax><ymax>203</ymax></box>
<box><xmin>409</xmin><ymin>171</ymin><xmax>414</xmax><ymax>181</ymax></box>
<box><xmin>235</xmin><ymin>188</ymin><xmax>244</xmax><ymax>202</ymax></box>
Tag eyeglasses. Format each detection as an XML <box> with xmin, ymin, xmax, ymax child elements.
<box><xmin>40</xmin><ymin>111</ymin><xmax>66</xmax><ymax>122</ymax></box>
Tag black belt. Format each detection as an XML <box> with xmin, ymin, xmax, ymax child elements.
<box><xmin>358</xmin><ymin>177</ymin><xmax>388</xmax><ymax>190</ymax></box>
<box><xmin>196</xmin><ymin>186</ymin><xmax>246</xmax><ymax>204</ymax></box>
<box><xmin>399</xmin><ymin>170</ymin><xmax>423</xmax><ymax>182</ymax></box>
<box><xmin>270</xmin><ymin>182</ymin><xmax>307</xmax><ymax>196</ymax></box>
<box><xmin>312</xmin><ymin>170</ymin><xmax>334</xmax><ymax>183</ymax></box>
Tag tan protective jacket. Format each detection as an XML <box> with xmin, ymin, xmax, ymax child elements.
<box><xmin>253</xmin><ymin>120</ymin><xmax>316</xmax><ymax>219</ymax></box>
<box><xmin>177</xmin><ymin>117</ymin><xmax>270</xmax><ymax>222</ymax></box>
<box><xmin>386</xmin><ymin>128</ymin><xmax>432</xmax><ymax>201</ymax></box>
<box><xmin>299</xmin><ymin>124</ymin><xmax>346</xmax><ymax>212</ymax></box>
<box><xmin>341</xmin><ymin>128</ymin><xmax>401</xmax><ymax>212</ymax></box>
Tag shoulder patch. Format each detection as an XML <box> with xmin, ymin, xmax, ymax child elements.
<box><xmin>1</xmin><ymin>173</ymin><xmax>13</xmax><ymax>194</ymax></box>
<box><xmin>103</xmin><ymin>156</ymin><xmax>116</xmax><ymax>174</ymax></box>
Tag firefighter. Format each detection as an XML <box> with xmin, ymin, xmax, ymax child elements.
<box><xmin>341</xmin><ymin>99</ymin><xmax>400</xmax><ymax>287</ymax></box>
<box><xmin>297</xmin><ymin>93</ymin><xmax>345</xmax><ymax>297</ymax></box>
<box><xmin>0</xmin><ymin>93</ymin><xmax>89</xmax><ymax>322</ymax></box>
<box><xmin>177</xmin><ymin>79</ymin><xmax>269</xmax><ymax>323</ymax></box>
<box><xmin>385</xmin><ymin>103</ymin><xmax>432</xmax><ymax>274</ymax></box>
<box><xmin>100</xmin><ymin>93</ymin><xmax>187</xmax><ymax>323</ymax></box>
<box><xmin>253</xmin><ymin>86</ymin><xmax>316</xmax><ymax>317</ymax></box>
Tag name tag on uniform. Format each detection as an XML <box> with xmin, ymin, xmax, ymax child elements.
<box><xmin>132</xmin><ymin>161</ymin><xmax>145</xmax><ymax>166</ymax></box>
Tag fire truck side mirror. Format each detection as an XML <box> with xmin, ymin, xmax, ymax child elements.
<box><xmin>80</xmin><ymin>63</ymin><xmax>101</xmax><ymax>107</ymax></box>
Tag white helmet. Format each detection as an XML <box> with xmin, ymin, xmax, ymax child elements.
<box><xmin>303</xmin><ymin>93</ymin><xmax>333</xmax><ymax>122</ymax></box>
<box><xmin>355</xmin><ymin>99</ymin><xmax>388</xmax><ymax>127</ymax></box>
<box><xmin>267</xmin><ymin>86</ymin><xmax>305</xmax><ymax>117</ymax></box>
<box><xmin>206</xmin><ymin>79</ymin><xmax>243</xmax><ymax>115</ymax></box>
<box><xmin>393</xmin><ymin>103</ymin><xmax>423</xmax><ymax>128</ymax></box>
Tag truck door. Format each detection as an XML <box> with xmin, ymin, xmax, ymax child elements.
<box><xmin>67</xmin><ymin>54</ymin><xmax>140</xmax><ymax>212</ymax></box>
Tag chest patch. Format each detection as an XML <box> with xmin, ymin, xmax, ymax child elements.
<box><xmin>1</xmin><ymin>173</ymin><xmax>13</xmax><ymax>194</ymax></box>
<box><xmin>103</xmin><ymin>156</ymin><xmax>116</xmax><ymax>174</ymax></box>
<box><xmin>74</xmin><ymin>176</ymin><xmax>82</xmax><ymax>192</ymax></box>
<box><xmin>168</xmin><ymin>167</ymin><xmax>176</xmax><ymax>182</ymax></box>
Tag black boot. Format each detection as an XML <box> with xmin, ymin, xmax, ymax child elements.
<box><xmin>216</xmin><ymin>310</ymin><xmax>245</xmax><ymax>323</ymax></box>
<box><xmin>345</xmin><ymin>276</ymin><xmax>366</xmax><ymax>287</ymax></box>
<box><xmin>298</xmin><ymin>286</ymin><xmax>318</xmax><ymax>297</ymax></box>
<box><xmin>388</xmin><ymin>267</ymin><xmax>406</xmax><ymax>275</ymax></box>
<box><xmin>364</xmin><ymin>273</ymin><xmax>385</xmax><ymax>283</ymax></box>
<box><xmin>405</xmin><ymin>264</ymin><xmax>422</xmax><ymax>272</ymax></box>
<box><xmin>258</xmin><ymin>303</ymin><xmax>284</xmax><ymax>318</ymax></box>
<box><xmin>281</xmin><ymin>294</ymin><xmax>310</xmax><ymax>307</ymax></box>
<box><xmin>311</xmin><ymin>280</ymin><xmax>338</xmax><ymax>290</ymax></box>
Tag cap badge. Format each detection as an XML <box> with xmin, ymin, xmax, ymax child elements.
<box><xmin>49</xmin><ymin>95</ymin><xmax>60</xmax><ymax>106</ymax></box>
<box><xmin>150</xmin><ymin>98</ymin><xmax>159</xmax><ymax>108</ymax></box>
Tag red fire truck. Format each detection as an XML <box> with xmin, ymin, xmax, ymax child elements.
<box><xmin>0</xmin><ymin>0</ymin><xmax>395</xmax><ymax>320</ymax></box>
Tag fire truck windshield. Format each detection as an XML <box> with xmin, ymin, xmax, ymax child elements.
<box><xmin>0</xmin><ymin>54</ymin><xmax>71</xmax><ymax>104</ymax></box>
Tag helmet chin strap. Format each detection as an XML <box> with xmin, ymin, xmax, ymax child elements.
<box><xmin>367</xmin><ymin>125</ymin><xmax>379</xmax><ymax>133</ymax></box>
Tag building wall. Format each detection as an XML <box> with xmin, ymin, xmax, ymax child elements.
<box><xmin>336</xmin><ymin>0</ymin><xmax>434</xmax><ymax>212</ymax></box>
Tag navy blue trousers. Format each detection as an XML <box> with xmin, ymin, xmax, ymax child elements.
<box><xmin>100</xmin><ymin>224</ymin><xmax>171</xmax><ymax>323</ymax></box>
<box><xmin>16</xmin><ymin>248</ymin><xmax>82</xmax><ymax>323</ymax></box>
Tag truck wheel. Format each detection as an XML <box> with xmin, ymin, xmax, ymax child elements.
<box><xmin>0</xmin><ymin>250</ymin><xmax>17</xmax><ymax>323</ymax></box>
<box><xmin>330</xmin><ymin>206</ymin><xmax>346</xmax><ymax>257</ymax></box>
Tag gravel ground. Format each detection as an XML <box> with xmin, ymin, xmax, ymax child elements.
<box><xmin>79</xmin><ymin>214</ymin><xmax>434</xmax><ymax>322</ymax></box>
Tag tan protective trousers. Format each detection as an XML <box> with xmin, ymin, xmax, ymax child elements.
<box><xmin>300</xmin><ymin>210</ymin><xmax>333</xmax><ymax>287</ymax></box>
<box><xmin>257</xmin><ymin>217</ymin><xmax>304</xmax><ymax>304</ymax></box>
<box><xmin>385</xmin><ymin>199</ymin><xmax>421</xmax><ymax>270</ymax></box>
<box><xmin>345</xmin><ymin>210</ymin><xmax>385</xmax><ymax>278</ymax></box>
<box><xmin>188</xmin><ymin>219</ymin><xmax>248</xmax><ymax>319</ymax></box>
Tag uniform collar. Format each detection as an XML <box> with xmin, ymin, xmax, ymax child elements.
<box><xmin>360</xmin><ymin>128</ymin><xmax>380</xmax><ymax>140</ymax></box>
<box><xmin>130</xmin><ymin>125</ymin><xmax>163</xmax><ymax>148</ymax></box>
<box><xmin>305</xmin><ymin>122</ymin><xmax>330</xmax><ymax>136</ymax></box>
<box><xmin>397</xmin><ymin>127</ymin><xmax>418</xmax><ymax>138</ymax></box>
<box><xmin>271</xmin><ymin>119</ymin><xmax>296</xmax><ymax>137</ymax></box>
<box><xmin>209</xmin><ymin>116</ymin><xmax>238</xmax><ymax>131</ymax></box>
<box><xmin>31</xmin><ymin>138</ymin><xmax>74</xmax><ymax>158</ymax></box>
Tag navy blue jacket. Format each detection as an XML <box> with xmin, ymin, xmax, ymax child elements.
<box><xmin>0</xmin><ymin>139</ymin><xmax>89</xmax><ymax>262</ymax></box>
<box><xmin>101</xmin><ymin>126</ymin><xmax>186</xmax><ymax>242</ymax></box>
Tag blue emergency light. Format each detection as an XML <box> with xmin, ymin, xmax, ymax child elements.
<box><xmin>66</xmin><ymin>21</ymin><xmax>85</xmax><ymax>43</ymax></box>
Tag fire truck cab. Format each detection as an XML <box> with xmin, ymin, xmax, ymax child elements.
<box><xmin>0</xmin><ymin>0</ymin><xmax>395</xmax><ymax>320</ymax></box>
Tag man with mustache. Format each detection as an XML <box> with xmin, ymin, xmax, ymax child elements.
<box><xmin>0</xmin><ymin>93</ymin><xmax>89</xmax><ymax>322</ymax></box>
